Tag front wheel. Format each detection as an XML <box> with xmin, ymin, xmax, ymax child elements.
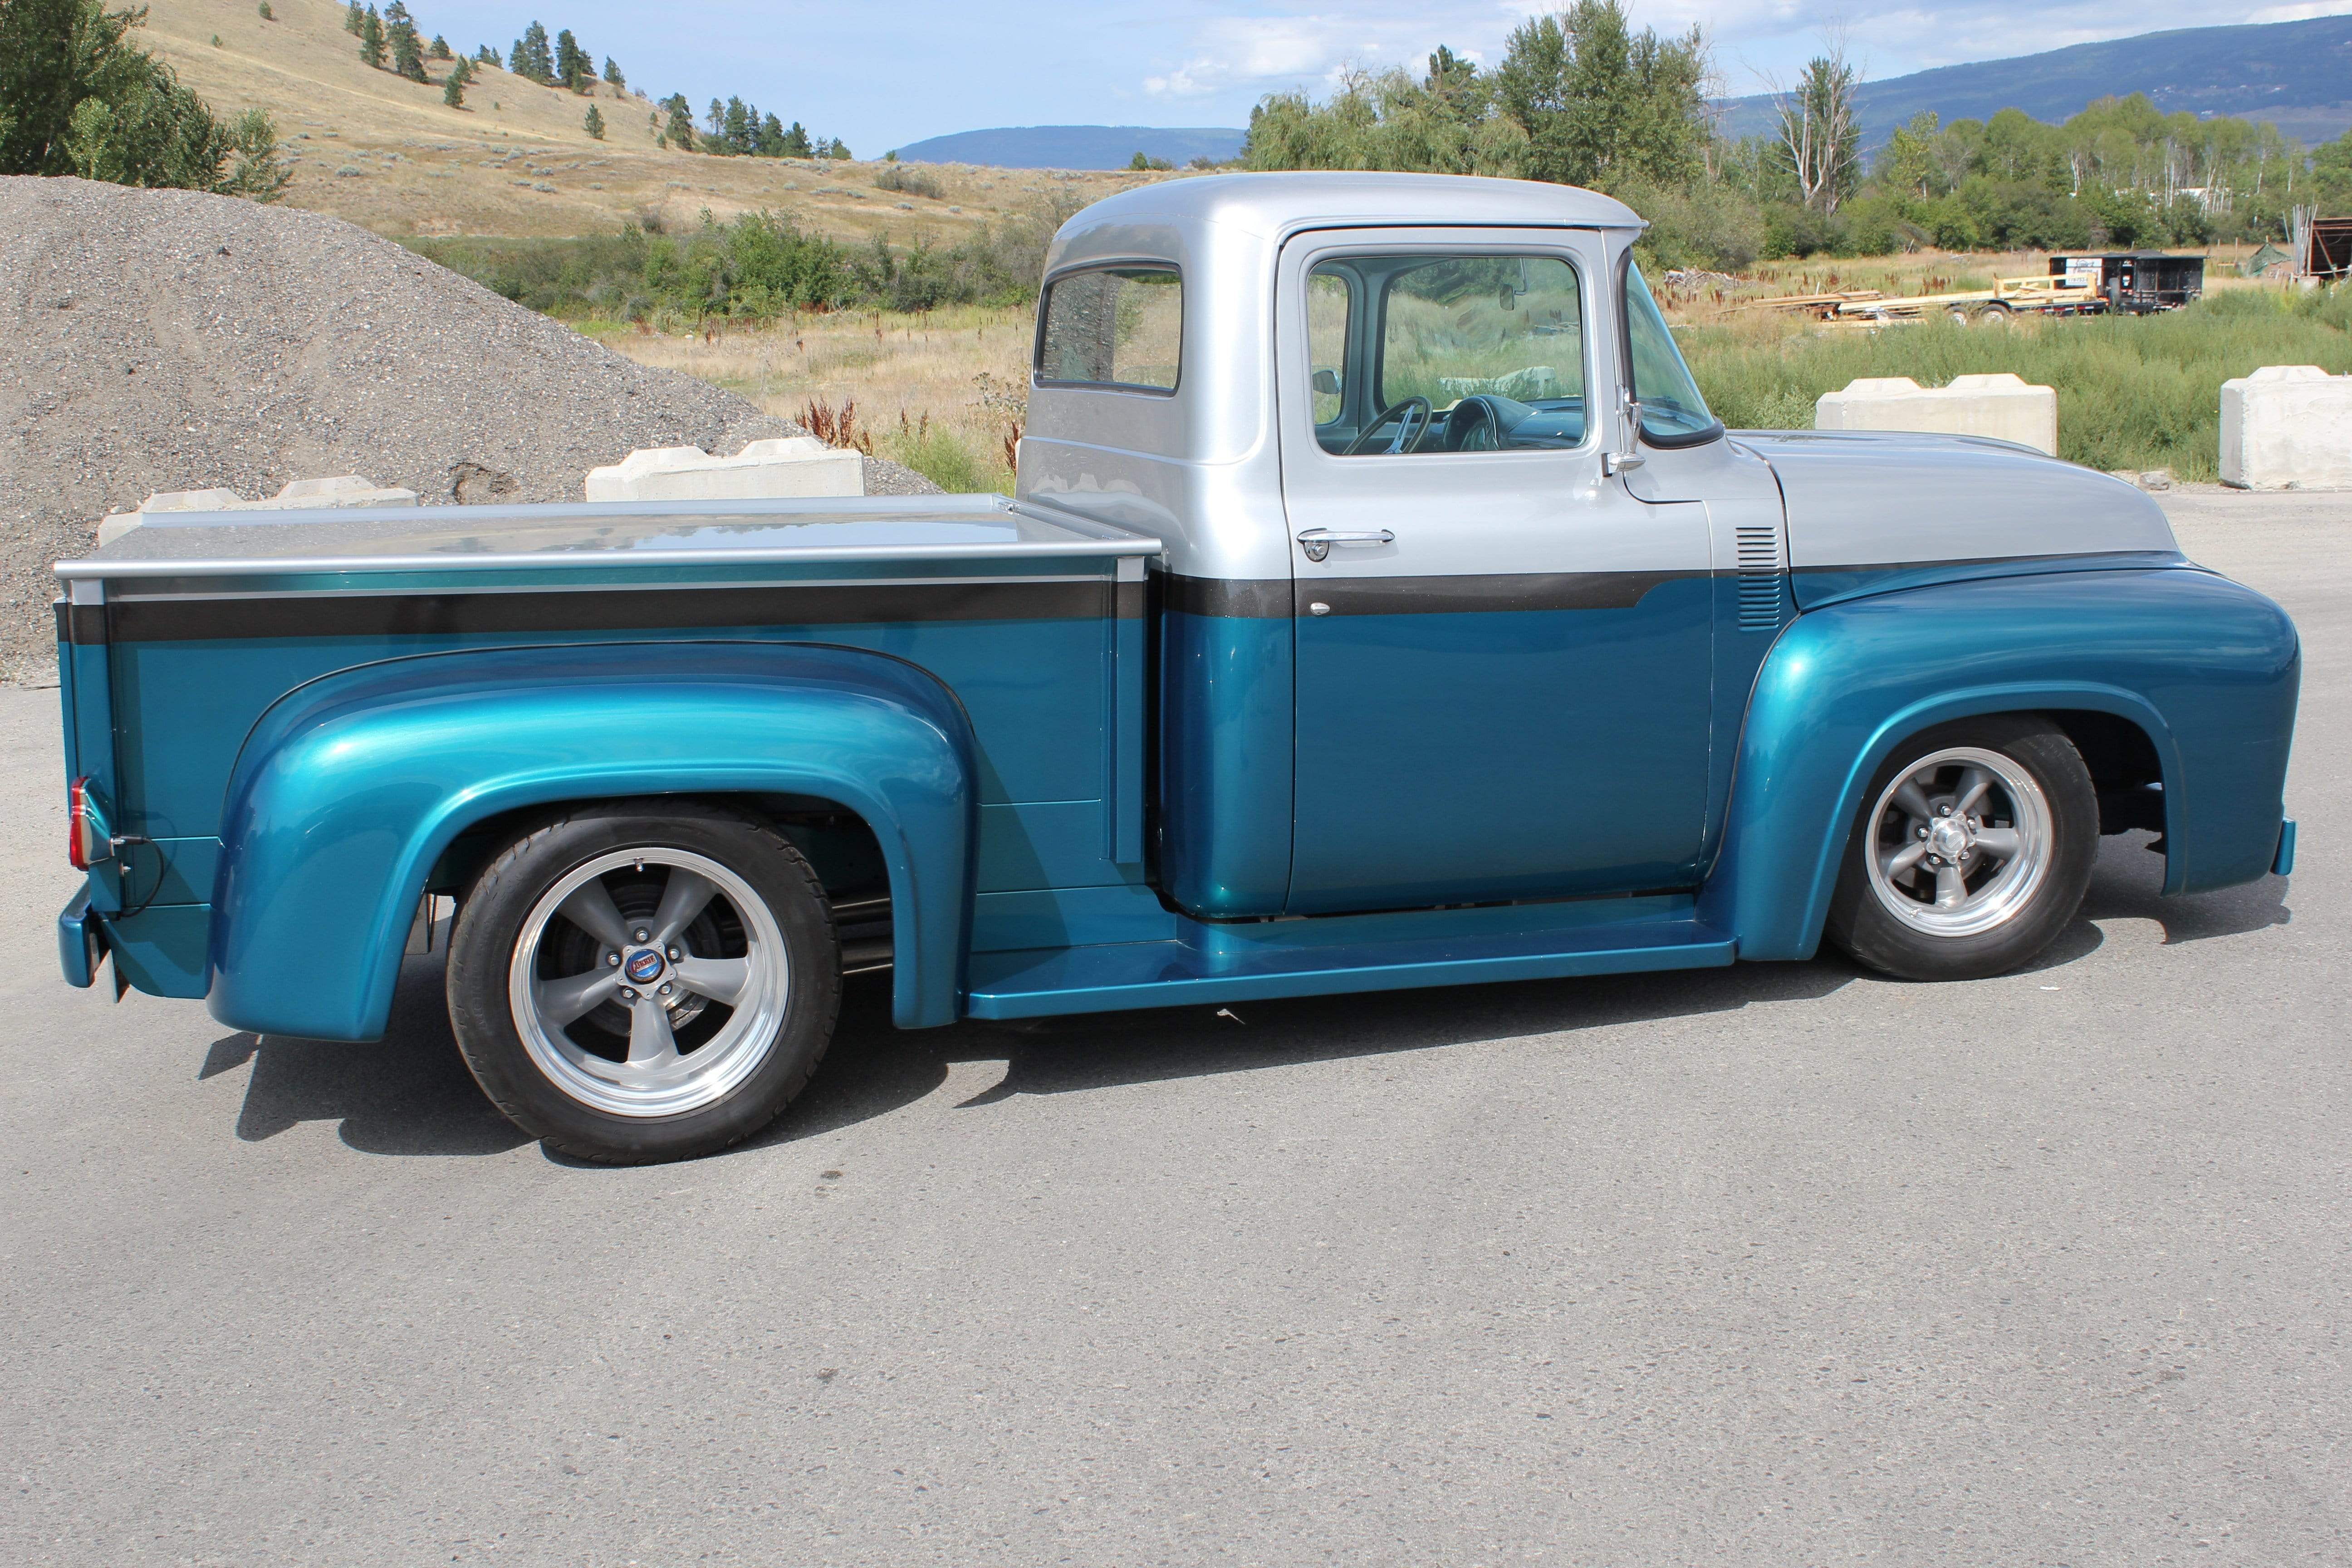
<box><xmin>1825</xmin><ymin>717</ymin><xmax>2097</xmax><ymax>981</ymax></box>
<box><xmin>446</xmin><ymin>801</ymin><xmax>840</xmax><ymax>1163</ymax></box>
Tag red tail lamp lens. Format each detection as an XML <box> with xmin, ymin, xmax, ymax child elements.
<box><xmin>69</xmin><ymin>776</ymin><xmax>93</xmax><ymax>870</ymax></box>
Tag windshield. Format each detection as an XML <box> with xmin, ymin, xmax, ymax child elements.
<box><xmin>1623</xmin><ymin>262</ymin><xmax>1717</xmax><ymax>444</ymax></box>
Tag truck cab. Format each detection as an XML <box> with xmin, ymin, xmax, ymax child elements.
<box><xmin>55</xmin><ymin>173</ymin><xmax>2301</xmax><ymax>1164</ymax></box>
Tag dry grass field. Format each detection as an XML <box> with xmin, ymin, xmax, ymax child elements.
<box><xmin>137</xmin><ymin>0</ymin><xmax>1159</xmax><ymax>241</ymax></box>
<box><xmin>591</xmin><ymin>307</ymin><xmax>1036</xmax><ymax>492</ymax></box>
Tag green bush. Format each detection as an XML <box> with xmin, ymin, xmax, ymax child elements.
<box><xmin>883</xmin><ymin>417</ymin><xmax>995</xmax><ymax>492</ymax></box>
<box><xmin>1686</xmin><ymin>289</ymin><xmax>2352</xmax><ymax>480</ymax></box>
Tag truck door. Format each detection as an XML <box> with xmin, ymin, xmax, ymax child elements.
<box><xmin>1277</xmin><ymin>227</ymin><xmax>1714</xmax><ymax>915</ymax></box>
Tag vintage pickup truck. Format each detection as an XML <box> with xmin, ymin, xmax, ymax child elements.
<box><xmin>54</xmin><ymin>173</ymin><xmax>2300</xmax><ymax>1163</ymax></box>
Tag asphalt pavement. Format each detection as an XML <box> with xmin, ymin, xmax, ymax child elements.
<box><xmin>2</xmin><ymin>490</ymin><xmax>2346</xmax><ymax>1566</ymax></box>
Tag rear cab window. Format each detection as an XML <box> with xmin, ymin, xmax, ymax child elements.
<box><xmin>1035</xmin><ymin>266</ymin><xmax>1182</xmax><ymax>392</ymax></box>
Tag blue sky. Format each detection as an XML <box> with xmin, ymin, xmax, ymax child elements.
<box><xmin>439</xmin><ymin>2</ymin><xmax>2352</xmax><ymax>157</ymax></box>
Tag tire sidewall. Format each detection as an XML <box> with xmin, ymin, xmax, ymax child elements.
<box><xmin>1828</xmin><ymin>717</ymin><xmax>2099</xmax><ymax>981</ymax></box>
<box><xmin>447</xmin><ymin>802</ymin><xmax>838</xmax><ymax>1162</ymax></box>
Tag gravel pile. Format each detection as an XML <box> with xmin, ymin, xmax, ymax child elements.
<box><xmin>0</xmin><ymin>177</ymin><xmax>937</xmax><ymax>683</ymax></box>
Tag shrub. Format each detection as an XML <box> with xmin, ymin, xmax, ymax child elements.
<box><xmin>873</xmin><ymin>163</ymin><xmax>941</xmax><ymax>199</ymax></box>
<box><xmin>884</xmin><ymin>412</ymin><xmax>993</xmax><ymax>492</ymax></box>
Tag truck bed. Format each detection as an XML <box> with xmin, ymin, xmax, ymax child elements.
<box><xmin>58</xmin><ymin>495</ymin><xmax>1159</xmax><ymax>1002</ymax></box>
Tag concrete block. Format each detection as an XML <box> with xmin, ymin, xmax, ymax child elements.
<box><xmin>1815</xmin><ymin>372</ymin><xmax>2058</xmax><ymax>456</ymax></box>
<box><xmin>584</xmin><ymin>436</ymin><xmax>864</xmax><ymax>501</ymax></box>
<box><xmin>2220</xmin><ymin>365</ymin><xmax>2352</xmax><ymax>491</ymax></box>
<box><xmin>98</xmin><ymin>475</ymin><xmax>417</xmax><ymax>545</ymax></box>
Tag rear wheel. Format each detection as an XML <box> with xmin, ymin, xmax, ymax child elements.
<box><xmin>1826</xmin><ymin>717</ymin><xmax>2097</xmax><ymax>981</ymax></box>
<box><xmin>446</xmin><ymin>801</ymin><xmax>840</xmax><ymax>1163</ymax></box>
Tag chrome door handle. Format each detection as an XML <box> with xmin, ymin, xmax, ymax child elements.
<box><xmin>1297</xmin><ymin>528</ymin><xmax>1395</xmax><ymax>563</ymax></box>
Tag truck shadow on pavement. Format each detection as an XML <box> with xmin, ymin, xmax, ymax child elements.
<box><xmin>200</xmin><ymin>833</ymin><xmax>2288</xmax><ymax>1161</ymax></box>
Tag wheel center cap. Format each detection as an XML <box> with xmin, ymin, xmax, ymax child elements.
<box><xmin>623</xmin><ymin>948</ymin><xmax>666</xmax><ymax>985</ymax></box>
<box><xmin>1929</xmin><ymin>818</ymin><xmax>1971</xmax><ymax>859</ymax></box>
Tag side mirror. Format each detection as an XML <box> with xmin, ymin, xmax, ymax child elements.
<box><xmin>1603</xmin><ymin>386</ymin><xmax>1646</xmax><ymax>476</ymax></box>
<box><xmin>1311</xmin><ymin>368</ymin><xmax>1341</xmax><ymax>396</ymax></box>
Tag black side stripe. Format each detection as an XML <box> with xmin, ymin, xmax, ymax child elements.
<box><xmin>96</xmin><ymin>578</ymin><xmax>1118</xmax><ymax>645</ymax></box>
<box><xmin>1164</xmin><ymin>575</ymin><xmax>1290</xmax><ymax>618</ymax></box>
<box><xmin>1295</xmin><ymin>571</ymin><xmax>1685</xmax><ymax>617</ymax></box>
<box><xmin>56</xmin><ymin>602</ymin><xmax>108</xmax><ymax>646</ymax></box>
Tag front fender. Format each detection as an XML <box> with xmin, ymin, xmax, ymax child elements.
<box><xmin>1704</xmin><ymin>567</ymin><xmax>2298</xmax><ymax>961</ymax></box>
<box><xmin>210</xmin><ymin>642</ymin><xmax>977</xmax><ymax>1040</ymax></box>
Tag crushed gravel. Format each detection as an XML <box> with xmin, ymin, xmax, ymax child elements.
<box><xmin>0</xmin><ymin>176</ymin><xmax>937</xmax><ymax>684</ymax></box>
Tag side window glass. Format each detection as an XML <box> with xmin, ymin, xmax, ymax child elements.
<box><xmin>1036</xmin><ymin>266</ymin><xmax>1182</xmax><ymax>391</ymax></box>
<box><xmin>1310</xmin><ymin>254</ymin><xmax>1586</xmax><ymax>457</ymax></box>
<box><xmin>1306</xmin><ymin>271</ymin><xmax>1350</xmax><ymax>426</ymax></box>
<box><xmin>1623</xmin><ymin>261</ymin><xmax>1717</xmax><ymax>444</ymax></box>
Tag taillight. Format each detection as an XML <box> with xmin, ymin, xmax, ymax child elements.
<box><xmin>68</xmin><ymin>776</ymin><xmax>98</xmax><ymax>870</ymax></box>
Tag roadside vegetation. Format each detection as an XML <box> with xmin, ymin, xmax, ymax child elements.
<box><xmin>1690</xmin><ymin>285</ymin><xmax>2352</xmax><ymax>480</ymax></box>
<box><xmin>407</xmin><ymin>192</ymin><xmax>1086</xmax><ymax>319</ymax></box>
<box><xmin>584</xmin><ymin>304</ymin><xmax>1033</xmax><ymax>494</ymax></box>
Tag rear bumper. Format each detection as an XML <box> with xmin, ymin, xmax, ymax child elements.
<box><xmin>57</xmin><ymin>887</ymin><xmax>101</xmax><ymax>988</ymax></box>
<box><xmin>2275</xmin><ymin>819</ymin><xmax>2298</xmax><ymax>877</ymax></box>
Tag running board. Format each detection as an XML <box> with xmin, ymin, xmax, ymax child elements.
<box><xmin>965</xmin><ymin>905</ymin><xmax>1734</xmax><ymax>1020</ymax></box>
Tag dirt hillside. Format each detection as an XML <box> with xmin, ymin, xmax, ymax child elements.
<box><xmin>133</xmin><ymin>0</ymin><xmax>1161</xmax><ymax>241</ymax></box>
<box><xmin>0</xmin><ymin>176</ymin><xmax>936</xmax><ymax>684</ymax></box>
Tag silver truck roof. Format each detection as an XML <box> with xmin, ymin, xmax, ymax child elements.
<box><xmin>1048</xmin><ymin>171</ymin><xmax>1644</xmax><ymax>272</ymax></box>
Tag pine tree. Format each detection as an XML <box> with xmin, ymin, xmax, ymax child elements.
<box><xmin>475</xmin><ymin>45</ymin><xmax>496</xmax><ymax>67</ymax></box>
<box><xmin>442</xmin><ymin>70</ymin><xmax>464</xmax><ymax>108</ymax></box>
<box><xmin>430</xmin><ymin>35</ymin><xmax>451</xmax><ymax>60</ymax></box>
<box><xmin>722</xmin><ymin>97</ymin><xmax>752</xmax><ymax>156</ymax></box>
<box><xmin>554</xmin><ymin>29</ymin><xmax>589</xmax><ymax>92</ymax></box>
<box><xmin>583</xmin><ymin>104</ymin><xmax>605</xmax><ymax>140</ymax></box>
<box><xmin>661</xmin><ymin>93</ymin><xmax>694</xmax><ymax>152</ymax></box>
<box><xmin>780</xmin><ymin>120</ymin><xmax>812</xmax><ymax>158</ymax></box>
<box><xmin>516</xmin><ymin>21</ymin><xmax>553</xmax><ymax>83</ymax></box>
<box><xmin>257</xmin><ymin>1</ymin><xmax>274</xmax><ymax>19</ymax></box>
<box><xmin>602</xmin><ymin>58</ymin><xmax>624</xmax><ymax>91</ymax></box>
<box><xmin>343</xmin><ymin>1</ymin><xmax>363</xmax><ymax>34</ymax></box>
<box><xmin>384</xmin><ymin>2</ymin><xmax>424</xmax><ymax>82</ymax></box>
<box><xmin>358</xmin><ymin>6</ymin><xmax>384</xmax><ymax>69</ymax></box>
<box><xmin>757</xmin><ymin>113</ymin><xmax>785</xmax><ymax>157</ymax></box>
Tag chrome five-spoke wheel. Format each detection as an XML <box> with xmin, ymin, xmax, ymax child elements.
<box><xmin>447</xmin><ymin>801</ymin><xmax>841</xmax><ymax>1164</ymax></box>
<box><xmin>1828</xmin><ymin>717</ymin><xmax>2098</xmax><ymax>981</ymax></box>
<box><xmin>510</xmin><ymin>848</ymin><xmax>791</xmax><ymax>1119</ymax></box>
<box><xmin>1862</xmin><ymin>746</ymin><xmax>2053</xmax><ymax>939</ymax></box>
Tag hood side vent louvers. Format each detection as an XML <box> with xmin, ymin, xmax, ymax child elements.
<box><xmin>1736</xmin><ymin>523</ymin><xmax>1790</xmax><ymax>633</ymax></box>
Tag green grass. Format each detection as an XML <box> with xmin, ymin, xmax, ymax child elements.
<box><xmin>881</xmin><ymin>416</ymin><xmax>1006</xmax><ymax>494</ymax></box>
<box><xmin>1685</xmin><ymin>288</ymin><xmax>2352</xmax><ymax>481</ymax></box>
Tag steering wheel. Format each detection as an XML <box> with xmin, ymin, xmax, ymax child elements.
<box><xmin>1343</xmin><ymin>396</ymin><xmax>1434</xmax><ymax>456</ymax></box>
<box><xmin>1444</xmin><ymin>396</ymin><xmax>1505</xmax><ymax>453</ymax></box>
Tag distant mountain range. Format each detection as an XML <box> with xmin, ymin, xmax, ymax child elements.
<box><xmin>1715</xmin><ymin>16</ymin><xmax>2352</xmax><ymax>148</ymax></box>
<box><xmin>893</xmin><ymin>125</ymin><xmax>1245</xmax><ymax>169</ymax></box>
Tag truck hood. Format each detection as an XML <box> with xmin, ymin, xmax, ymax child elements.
<box><xmin>1731</xmin><ymin>430</ymin><xmax>2183</xmax><ymax>608</ymax></box>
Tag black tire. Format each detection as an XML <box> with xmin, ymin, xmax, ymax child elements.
<box><xmin>1826</xmin><ymin>716</ymin><xmax>2097</xmax><ymax>981</ymax></box>
<box><xmin>446</xmin><ymin>799</ymin><xmax>840</xmax><ymax>1163</ymax></box>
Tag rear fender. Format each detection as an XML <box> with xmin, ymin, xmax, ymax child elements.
<box><xmin>210</xmin><ymin>642</ymin><xmax>977</xmax><ymax>1040</ymax></box>
<box><xmin>1703</xmin><ymin>568</ymin><xmax>2298</xmax><ymax>961</ymax></box>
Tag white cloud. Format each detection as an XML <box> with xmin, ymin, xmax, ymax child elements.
<box><xmin>1142</xmin><ymin>11</ymin><xmax>1473</xmax><ymax>98</ymax></box>
<box><xmin>2248</xmin><ymin>0</ymin><xmax>2352</xmax><ymax>19</ymax></box>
